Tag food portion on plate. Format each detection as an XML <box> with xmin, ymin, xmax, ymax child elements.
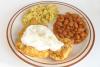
<box><xmin>22</xmin><ymin>4</ymin><xmax>58</xmax><ymax>26</ymax></box>
<box><xmin>53</xmin><ymin>13</ymin><xmax>88</xmax><ymax>44</ymax></box>
<box><xmin>15</xmin><ymin>4</ymin><xmax>88</xmax><ymax>61</ymax></box>
<box><xmin>16</xmin><ymin>25</ymin><xmax>73</xmax><ymax>60</ymax></box>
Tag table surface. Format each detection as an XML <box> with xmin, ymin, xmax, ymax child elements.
<box><xmin>0</xmin><ymin>0</ymin><xmax>100</xmax><ymax>67</ymax></box>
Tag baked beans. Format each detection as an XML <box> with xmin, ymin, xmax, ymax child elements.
<box><xmin>53</xmin><ymin>13</ymin><xmax>88</xmax><ymax>44</ymax></box>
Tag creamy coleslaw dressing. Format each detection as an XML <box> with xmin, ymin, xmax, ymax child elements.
<box><xmin>21</xmin><ymin>25</ymin><xmax>64</xmax><ymax>51</ymax></box>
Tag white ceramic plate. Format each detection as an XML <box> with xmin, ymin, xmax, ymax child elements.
<box><xmin>6</xmin><ymin>1</ymin><xmax>95</xmax><ymax>67</ymax></box>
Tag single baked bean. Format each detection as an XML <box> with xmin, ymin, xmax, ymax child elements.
<box><xmin>69</xmin><ymin>21</ymin><xmax>74</xmax><ymax>27</ymax></box>
<box><xmin>80</xmin><ymin>32</ymin><xmax>87</xmax><ymax>38</ymax></box>
<box><xmin>76</xmin><ymin>35</ymin><xmax>80</xmax><ymax>40</ymax></box>
<box><xmin>57</xmin><ymin>22</ymin><xmax>63</xmax><ymax>26</ymax></box>
<box><xmin>74</xmin><ymin>22</ymin><xmax>78</xmax><ymax>28</ymax></box>
<box><xmin>57</xmin><ymin>15</ymin><xmax>64</xmax><ymax>22</ymax></box>
<box><xmin>64</xmin><ymin>19</ymin><xmax>69</xmax><ymax>25</ymax></box>
<box><xmin>79</xmin><ymin>21</ymin><xmax>83</xmax><ymax>24</ymax></box>
<box><xmin>78</xmin><ymin>28</ymin><xmax>85</xmax><ymax>33</ymax></box>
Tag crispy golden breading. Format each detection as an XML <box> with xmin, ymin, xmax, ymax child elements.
<box><xmin>16</xmin><ymin>27</ymin><xmax>49</xmax><ymax>58</ymax></box>
<box><xmin>50</xmin><ymin>38</ymin><xmax>73</xmax><ymax>60</ymax></box>
<box><xmin>16</xmin><ymin>41</ymin><xmax>49</xmax><ymax>58</ymax></box>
